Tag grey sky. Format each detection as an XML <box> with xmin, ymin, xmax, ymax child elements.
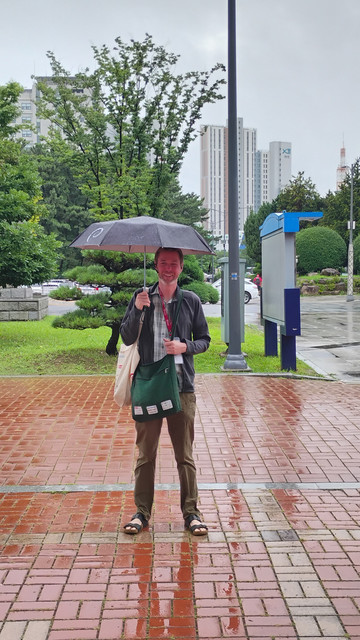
<box><xmin>1</xmin><ymin>0</ymin><xmax>359</xmax><ymax>199</ymax></box>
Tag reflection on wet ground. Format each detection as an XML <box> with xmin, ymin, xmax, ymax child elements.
<box><xmin>1</xmin><ymin>374</ymin><xmax>360</xmax><ymax>638</ymax></box>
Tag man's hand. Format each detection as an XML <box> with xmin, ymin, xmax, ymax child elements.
<box><xmin>135</xmin><ymin>289</ymin><xmax>150</xmax><ymax>310</ymax></box>
<box><xmin>163</xmin><ymin>338</ymin><xmax>187</xmax><ymax>355</ymax></box>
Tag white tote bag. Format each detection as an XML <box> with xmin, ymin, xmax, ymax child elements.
<box><xmin>114</xmin><ymin>315</ymin><xmax>143</xmax><ymax>408</ymax></box>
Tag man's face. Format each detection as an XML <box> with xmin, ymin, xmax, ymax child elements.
<box><xmin>156</xmin><ymin>250</ymin><xmax>183</xmax><ymax>286</ymax></box>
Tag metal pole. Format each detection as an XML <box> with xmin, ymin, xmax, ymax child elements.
<box><xmin>347</xmin><ymin>164</ymin><xmax>354</xmax><ymax>302</ymax></box>
<box><xmin>224</xmin><ymin>0</ymin><xmax>248</xmax><ymax>370</ymax></box>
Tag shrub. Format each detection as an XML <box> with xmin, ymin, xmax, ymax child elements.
<box><xmin>182</xmin><ymin>281</ymin><xmax>219</xmax><ymax>303</ymax></box>
<box><xmin>49</xmin><ymin>286</ymin><xmax>83</xmax><ymax>300</ymax></box>
<box><xmin>179</xmin><ymin>255</ymin><xmax>204</xmax><ymax>285</ymax></box>
<box><xmin>296</xmin><ymin>226</ymin><xmax>347</xmax><ymax>275</ymax></box>
<box><xmin>52</xmin><ymin>309</ymin><xmax>106</xmax><ymax>330</ymax></box>
<box><xmin>354</xmin><ymin>234</ymin><xmax>360</xmax><ymax>274</ymax></box>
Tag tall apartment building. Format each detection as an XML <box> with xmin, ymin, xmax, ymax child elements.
<box><xmin>14</xmin><ymin>78</ymin><xmax>90</xmax><ymax>146</ymax></box>
<box><xmin>268</xmin><ymin>141</ymin><xmax>292</xmax><ymax>201</ymax></box>
<box><xmin>15</xmin><ymin>84</ymin><xmax>40</xmax><ymax>145</ymax></box>
<box><xmin>237</xmin><ymin>118</ymin><xmax>257</xmax><ymax>229</ymax></box>
<box><xmin>201</xmin><ymin>118</ymin><xmax>292</xmax><ymax>248</ymax></box>
<box><xmin>254</xmin><ymin>149</ymin><xmax>269</xmax><ymax>212</ymax></box>
<box><xmin>200</xmin><ymin>124</ymin><xmax>227</xmax><ymax>248</ymax></box>
<box><xmin>200</xmin><ymin>118</ymin><xmax>257</xmax><ymax>249</ymax></box>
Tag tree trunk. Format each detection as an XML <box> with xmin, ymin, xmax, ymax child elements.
<box><xmin>106</xmin><ymin>322</ymin><xmax>120</xmax><ymax>356</ymax></box>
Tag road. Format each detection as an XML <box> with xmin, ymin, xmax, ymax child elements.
<box><xmin>295</xmin><ymin>296</ymin><xmax>360</xmax><ymax>382</ymax></box>
<box><xmin>204</xmin><ymin>297</ymin><xmax>360</xmax><ymax>382</ymax></box>
<box><xmin>47</xmin><ymin>295</ymin><xmax>360</xmax><ymax>382</ymax></box>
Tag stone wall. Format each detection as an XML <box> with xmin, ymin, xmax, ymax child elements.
<box><xmin>0</xmin><ymin>288</ymin><xmax>48</xmax><ymax>321</ymax></box>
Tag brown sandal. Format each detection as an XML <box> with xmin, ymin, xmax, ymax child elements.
<box><xmin>185</xmin><ymin>514</ymin><xmax>208</xmax><ymax>536</ymax></box>
<box><xmin>123</xmin><ymin>512</ymin><xmax>148</xmax><ymax>535</ymax></box>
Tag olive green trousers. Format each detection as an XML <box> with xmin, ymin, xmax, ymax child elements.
<box><xmin>133</xmin><ymin>392</ymin><xmax>200</xmax><ymax>522</ymax></box>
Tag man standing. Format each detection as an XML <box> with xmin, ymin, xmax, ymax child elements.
<box><xmin>120</xmin><ymin>247</ymin><xmax>210</xmax><ymax>536</ymax></box>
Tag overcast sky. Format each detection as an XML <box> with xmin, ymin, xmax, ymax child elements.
<box><xmin>2</xmin><ymin>0</ymin><xmax>360</xmax><ymax>199</ymax></box>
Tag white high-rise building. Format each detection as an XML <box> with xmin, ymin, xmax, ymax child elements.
<box><xmin>254</xmin><ymin>150</ymin><xmax>270</xmax><ymax>212</ymax></box>
<box><xmin>268</xmin><ymin>141</ymin><xmax>292</xmax><ymax>201</ymax></box>
<box><xmin>15</xmin><ymin>85</ymin><xmax>39</xmax><ymax>145</ymax></box>
<box><xmin>201</xmin><ymin>120</ymin><xmax>292</xmax><ymax>246</ymax></box>
<box><xmin>237</xmin><ymin>118</ymin><xmax>257</xmax><ymax>230</ymax></box>
<box><xmin>200</xmin><ymin>124</ymin><xmax>227</xmax><ymax>249</ymax></box>
<box><xmin>14</xmin><ymin>78</ymin><xmax>91</xmax><ymax>146</ymax></box>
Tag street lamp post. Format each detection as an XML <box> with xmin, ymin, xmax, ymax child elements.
<box><xmin>347</xmin><ymin>163</ymin><xmax>355</xmax><ymax>302</ymax></box>
<box><xmin>224</xmin><ymin>0</ymin><xmax>248</xmax><ymax>370</ymax></box>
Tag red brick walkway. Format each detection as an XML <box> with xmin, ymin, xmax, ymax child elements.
<box><xmin>1</xmin><ymin>375</ymin><xmax>360</xmax><ymax>639</ymax></box>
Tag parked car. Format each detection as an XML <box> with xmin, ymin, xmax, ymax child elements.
<box><xmin>31</xmin><ymin>279</ymin><xmax>73</xmax><ymax>294</ymax></box>
<box><xmin>32</xmin><ymin>280</ymin><xmax>111</xmax><ymax>296</ymax></box>
<box><xmin>74</xmin><ymin>283</ymin><xmax>112</xmax><ymax>295</ymax></box>
<box><xmin>212</xmin><ymin>278</ymin><xmax>259</xmax><ymax>304</ymax></box>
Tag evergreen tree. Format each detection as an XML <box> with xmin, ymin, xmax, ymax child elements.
<box><xmin>274</xmin><ymin>171</ymin><xmax>323</xmax><ymax>214</ymax></box>
<box><xmin>32</xmin><ymin>145</ymin><xmax>94</xmax><ymax>271</ymax></box>
<box><xmin>320</xmin><ymin>160</ymin><xmax>360</xmax><ymax>244</ymax></box>
<box><xmin>0</xmin><ymin>83</ymin><xmax>60</xmax><ymax>288</ymax></box>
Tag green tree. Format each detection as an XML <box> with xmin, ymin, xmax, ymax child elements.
<box><xmin>0</xmin><ymin>82</ymin><xmax>24</xmax><ymax>136</ymax></box>
<box><xmin>32</xmin><ymin>144</ymin><xmax>94</xmax><ymax>272</ymax></box>
<box><xmin>244</xmin><ymin>202</ymin><xmax>274</xmax><ymax>264</ymax></box>
<box><xmin>36</xmin><ymin>35</ymin><xmax>225</xmax><ymax>220</ymax></box>
<box><xmin>274</xmin><ymin>171</ymin><xmax>323</xmax><ymax>214</ymax></box>
<box><xmin>0</xmin><ymin>83</ymin><xmax>61</xmax><ymax>288</ymax></box>
<box><xmin>296</xmin><ymin>226</ymin><xmax>347</xmax><ymax>275</ymax></box>
<box><xmin>36</xmin><ymin>35</ymin><xmax>224</xmax><ymax>353</ymax></box>
<box><xmin>354</xmin><ymin>233</ymin><xmax>360</xmax><ymax>274</ymax></box>
<box><xmin>54</xmin><ymin>251</ymin><xmax>216</xmax><ymax>354</ymax></box>
<box><xmin>320</xmin><ymin>160</ymin><xmax>360</xmax><ymax>244</ymax></box>
<box><xmin>244</xmin><ymin>173</ymin><xmax>325</xmax><ymax>267</ymax></box>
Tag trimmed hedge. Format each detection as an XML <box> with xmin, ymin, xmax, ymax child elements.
<box><xmin>182</xmin><ymin>281</ymin><xmax>219</xmax><ymax>303</ymax></box>
<box><xmin>296</xmin><ymin>226</ymin><xmax>347</xmax><ymax>275</ymax></box>
<box><xmin>49</xmin><ymin>286</ymin><xmax>83</xmax><ymax>300</ymax></box>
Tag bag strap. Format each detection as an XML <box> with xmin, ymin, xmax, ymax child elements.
<box><xmin>137</xmin><ymin>311</ymin><xmax>145</xmax><ymax>340</ymax></box>
<box><xmin>171</xmin><ymin>290</ymin><xmax>183</xmax><ymax>338</ymax></box>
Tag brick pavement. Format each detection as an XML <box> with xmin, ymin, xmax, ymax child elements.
<box><xmin>1</xmin><ymin>374</ymin><xmax>360</xmax><ymax>639</ymax></box>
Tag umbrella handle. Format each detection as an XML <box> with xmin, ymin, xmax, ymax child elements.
<box><xmin>143</xmin><ymin>250</ymin><xmax>146</xmax><ymax>289</ymax></box>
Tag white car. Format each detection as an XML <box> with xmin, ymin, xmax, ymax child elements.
<box><xmin>31</xmin><ymin>279</ymin><xmax>73</xmax><ymax>294</ymax></box>
<box><xmin>212</xmin><ymin>278</ymin><xmax>259</xmax><ymax>304</ymax></box>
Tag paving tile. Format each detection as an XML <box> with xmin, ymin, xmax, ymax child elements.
<box><xmin>0</xmin><ymin>375</ymin><xmax>360</xmax><ymax>638</ymax></box>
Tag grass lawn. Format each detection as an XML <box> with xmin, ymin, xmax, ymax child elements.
<box><xmin>0</xmin><ymin>315</ymin><xmax>320</xmax><ymax>377</ymax></box>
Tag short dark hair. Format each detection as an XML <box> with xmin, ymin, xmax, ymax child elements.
<box><xmin>154</xmin><ymin>247</ymin><xmax>184</xmax><ymax>267</ymax></box>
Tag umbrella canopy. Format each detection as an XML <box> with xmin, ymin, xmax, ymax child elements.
<box><xmin>69</xmin><ymin>216</ymin><xmax>214</xmax><ymax>255</ymax></box>
<box><xmin>69</xmin><ymin>216</ymin><xmax>214</xmax><ymax>288</ymax></box>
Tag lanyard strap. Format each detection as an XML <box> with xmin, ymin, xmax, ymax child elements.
<box><xmin>158</xmin><ymin>288</ymin><xmax>183</xmax><ymax>339</ymax></box>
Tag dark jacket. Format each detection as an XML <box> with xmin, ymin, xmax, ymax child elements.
<box><xmin>120</xmin><ymin>283</ymin><xmax>210</xmax><ymax>392</ymax></box>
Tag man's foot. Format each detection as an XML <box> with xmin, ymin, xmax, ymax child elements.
<box><xmin>123</xmin><ymin>512</ymin><xmax>148</xmax><ymax>535</ymax></box>
<box><xmin>184</xmin><ymin>514</ymin><xmax>208</xmax><ymax>536</ymax></box>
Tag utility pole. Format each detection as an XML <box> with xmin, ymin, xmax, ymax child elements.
<box><xmin>347</xmin><ymin>163</ymin><xmax>355</xmax><ymax>302</ymax></box>
<box><xmin>224</xmin><ymin>0</ymin><xmax>248</xmax><ymax>370</ymax></box>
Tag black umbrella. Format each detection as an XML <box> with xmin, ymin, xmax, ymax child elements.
<box><xmin>69</xmin><ymin>216</ymin><xmax>214</xmax><ymax>287</ymax></box>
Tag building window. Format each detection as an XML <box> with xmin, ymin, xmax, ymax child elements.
<box><xmin>21</xmin><ymin>102</ymin><xmax>32</xmax><ymax>110</ymax></box>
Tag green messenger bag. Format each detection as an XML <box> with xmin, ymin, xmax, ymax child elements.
<box><xmin>131</xmin><ymin>291</ymin><xmax>183</xmax><ymax>422</ymax></box>
<box><xmin>131</xmin><ymin>352</ymin><xmax>181</xmax><ymax>422</ymax></box>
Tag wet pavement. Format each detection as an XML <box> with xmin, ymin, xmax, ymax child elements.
<box><xmin>204</xmin><ymin>294</ymin><xmax>360</xmax><ymax>383</ymax></box>
<box><xmin>1</xmin><ymin>372</ymin><xmax>360</xmax><ymax>639</ymax></box>
<box><xmin>296</xmin><ymin>296</ymin><xmax>360</xmax><ymax>382</ymax></box>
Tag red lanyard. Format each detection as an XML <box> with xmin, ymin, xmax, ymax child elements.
<box><xmin>158</xmin><ymin>287</ymin><xmax>173</xmax><ymax>338</ymax></box>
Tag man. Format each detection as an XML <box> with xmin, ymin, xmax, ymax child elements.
<box><xmin>253</xmin><ymin>273</ymin><xmax>262</xmax><ymax>292</ymax></box>
<box><xmin>120</xmin><ymin>247</ymin><xmax>210</xmax><ymax>535</ymax></box>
